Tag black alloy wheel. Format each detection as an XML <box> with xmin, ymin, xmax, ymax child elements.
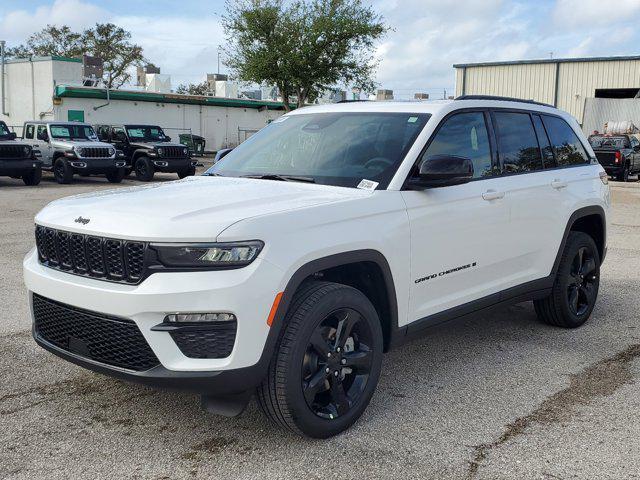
<box><xmin>534</xmin><ymin>231</ymin><xmax>600</xmax><ymax>328</ymax></box>
<box><xmin>135</xmin><ymin>157</ymin><xmax>154</xmax><ymax>182</ymax></box>
<box><xmin>567</xmin><ymin>246</ymin><xmax>598</xmax><ymax>317</ymax></box>
<box><xmin>302</xmin><ymin>307</ymin><xmax>374</xmax><ymax>420</ymax></box>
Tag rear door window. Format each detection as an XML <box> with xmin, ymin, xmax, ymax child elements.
<box><xmin>493</xmin><ymin>111</ymin><xmax>543</xmax><ymax>173</ymax></box>
<box><xmin>421</xmin><ymin>111</ymin><xmax>493</xmax><ymax>179</ymax></box>
<box><xmin>542</xmin><ymin>115</ymin><xmax>589</xmax><ymax>166</ymax></box>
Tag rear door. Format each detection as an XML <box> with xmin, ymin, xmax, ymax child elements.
<box><xmin>403</xmin><ymin>110</ymin><xmax>513</xmax><ymax>323</ymax></box>
<box><xmin>489</xmin><ymin>109</ymin><xmax>568</xmax><ymax>287</ymax></box>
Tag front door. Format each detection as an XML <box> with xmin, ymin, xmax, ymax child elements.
<box><xmin>402</xmin><ymin>110</ymin><xmax>511</xmax><ymax>325</ymax></box>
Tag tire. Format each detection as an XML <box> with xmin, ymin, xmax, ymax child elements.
<box><xmin>53</xmin><ymin>158</ymin><xmax>74</xmax><ymax>184</ymax></box>
<box><xmin>106</xmin><ymin>168</ymin><xmax>125</xmax><ymax>183</ymax></box>
<box><xmin>534</xmin><ymin>232</ymin><xmax>600</xmax><ymax>328</ymax></box>
<box><xmin>257</xmin><ymin>281</ymin><xmax>384</xmax><ymax>438</ymax></box>
<box><xmin>178</xmin><ymin>166</ymin><xmax>196</xmax><ymax>179</ymax></box>
<box><xmin>134</xmin><ymin>157</ymin><xmax>154</xmax><ymax>182</ymax></box>
<box><xmin>618</xmin><ymin>166</ymin><xmax>630</xmax><ymax>182</ymax></box>
<box><xmin>22</xmin><ymin>167</ymin><xmax>42</xmax><ymax>186</ymax></box>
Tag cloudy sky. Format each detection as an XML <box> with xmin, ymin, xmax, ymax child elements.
<box><xmin>1</xmin><ymin>0</ymin><xmax>640</xmax><ymax>98</ymax></box>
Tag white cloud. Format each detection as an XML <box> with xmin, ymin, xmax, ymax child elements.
<box><xmin>553</xmin><ymin>0</ymin><xmax>640</xmax><ymax>28</ymax></box>
<box><xmin>0</xmin><ymin>0</ymin><xmax>108</xmax><ymax>43</ymax></box>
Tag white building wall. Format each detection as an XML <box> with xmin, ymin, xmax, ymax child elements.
<box><xmin>54</xmin><ymin>97</ymin><xmax>283</xmax><ymax>151</ymax></box>
<box><xmin>0</xmin><ymin>58</ymin><xmax>81</xmax><ymax>131</ymax></box>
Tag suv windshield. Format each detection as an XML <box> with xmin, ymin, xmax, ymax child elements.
<box><xmin>0</xmin><ymin>122</ymin><xmax>11</xmax><ymax>138</ymax></box>
<box><xmin>588</xmin><ymin>135</ymin><xmax>628</xmax><ymax>149</ymax></box>
<box><xmin>126</xmin><ymin>126</ymin><xmax>167</xmax><ymax>142</ymax></box>
<box><xmin>205</xmin><ymin>112</ymin><xmax>430</xmax><ymax>188</ymax></box>
<box><xmin>50</xmin><ymin>124</ymin><xmax>98</xmax><ymax>140</ymax></box>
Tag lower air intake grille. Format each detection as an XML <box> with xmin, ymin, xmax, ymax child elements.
<box><xmin>33</xmin><ymin>294</ymin><xmax>160</xmax><ymax>371</ymax></box>
<box><xmin>170</xmin><ymin>323</ymin><xmax>237</xmax><ymax>359</ymax></box>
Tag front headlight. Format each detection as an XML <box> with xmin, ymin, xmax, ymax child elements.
<box><xmin>183</xmin><ymin>147</ymin><xmax>189</xmax><ymax>155</ymax></box>
<box><xmin>151</xmin><ymin>241</ymin><xmax>264</xmax><ymax>268</ymax></box>
<box><xmin>74</xmin><ymin>147</ymin><xmax>85</xmax><ymax>157</ymax></box>
<box><xmin>108</xmin><ymin>147</ymin><xmax>116</xmax><ymax>156</ymax></box>
<box><xmin>157</xmin><ymin>147</ymin><xmax>164</xmax><ymax>157</ymax></box>
<box><xmin>23</xmin><ymin>146</ymin><xmax>31</xmax><ymax>157</ymax></box>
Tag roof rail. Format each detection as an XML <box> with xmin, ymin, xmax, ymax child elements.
<box><xmin>336</xmin><ymin>99</ymin><xmax>371</xmax><ymax>103</ymax></box>
<box><xmin>455</xmin><ymin>95</ymin><xmax>555</xmax><ymax>108</ymax></box>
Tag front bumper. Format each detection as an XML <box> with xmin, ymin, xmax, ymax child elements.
<box><xmin>151</xmin><ymin>157</ymin><xmax>196</xmax><ymax>172</ymax></box>
<box><xmin>0</xmin><ymin>158</ymin><xmax>42</xmax><ymax>175</ymax></box>
<box><xmin>71</xmin><ymin>158</ymin><xmax>126</xmax><ymax>171</ymax></box>
<box><xmin>24</xmin><ymin>248</ymin><xmax>285</xmax><ymax>393</ymax></box>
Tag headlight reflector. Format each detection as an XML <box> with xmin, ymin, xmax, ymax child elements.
<box><xmin>157</xmin><ymin>147</ymin><xmax>164</xmax><ymax>156</ymax></box>
<box><xmin>152</xmin><ymin>241</ymin><xmax>264</xmax><ymax>268</ymax></box>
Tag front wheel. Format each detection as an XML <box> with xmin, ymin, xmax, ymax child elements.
<box><xmin>178</xmin><ymin>166</ymin><xmax>196</xmax><ymax>179</ymax></box>
<box><xmin>22</xmin><ymin>167</ymin><xmax>42</xmax><ymax>186</ymax></box>
<box><xmin>134</xmin><ymin>157</ymin><xmax>154</xmax><ymax>182</ymax></box>
<box><xmin>257</xmin><ymin>281</ymin><xmax>383</xmax><ymax>438</ymax></box>
<box><xmin>534</xmin><ymin>232</ymin><xmax>600</xmax><ymax>328</ymax></box>
<box><xmin>53</xmin><ymin>158</ymin><xmax>74</xmax><ymax>184</ymax></box>
<box><xmin>106</xmin><ymin>168</ymin><xmax>125</xmax><ymax>183</ymax></box>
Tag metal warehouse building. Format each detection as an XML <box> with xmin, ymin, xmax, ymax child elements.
<box><xmin>0</xmin><ymin>56</ymin><xmax>287</xmax><ymax>150</ymax></box>
<box><xmin>454</xmin><ymin>55</ymin><xmax>640</xmax><ymax>129</ymax></box>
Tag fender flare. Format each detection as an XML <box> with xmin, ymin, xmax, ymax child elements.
<box><xmin>551</xmin><ymin>205</ymin><xmax>607</xmax><ymax>275</ymax></box>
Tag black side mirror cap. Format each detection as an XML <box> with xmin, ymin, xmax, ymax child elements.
<box><xmin>407</xmin><ymin>155</ymin><xmax>474</xmax><ymax>189</ymax></box>
<box><xmin>8</xmin><ymin>132</ymin><xmax>16</xmax><ymax>140</ymax></box>
<box><xmin>215</xmin><ymin>148</ymin><xmax>234</xmax><ymax>163</ymax></box>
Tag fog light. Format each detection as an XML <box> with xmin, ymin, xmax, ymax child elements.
<box><xmin>165</xmin><ymin>312</ymin><xmax>236</xmax><ymax>323</ymax></box>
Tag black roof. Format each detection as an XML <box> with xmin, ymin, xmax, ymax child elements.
<box><xmin>454</xmin><ymin>55</ymin><xmax>640</xmax><ymax>68</ymax></box>
<box><xmin>455</xmin><ymin>95</ymin><xmax>555</xmax><ymax>109</ymax></box>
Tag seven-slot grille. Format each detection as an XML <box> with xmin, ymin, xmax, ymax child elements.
<box><xmin>79</xmin><ymin>147</ymin><xmax>112</xmax><ymax>158</ymax></box>
<box><xmin>160</xmin><ymin>146</ymin><xmax>187</xmax><ymax>158</ymax></box>
<box><xmin>0</xmin><ymin>145</ymin><xmax>29</xmax><ymax>159</ymax></box>
<box><xmin>35</xmin><ymin>225</ymin><xmax>147</xmax><ymax>284</ymax></box>
<box><xmin>33</xmin><ymin>294</ymin><xmax>160</xmax><ymax>371</ymax></box>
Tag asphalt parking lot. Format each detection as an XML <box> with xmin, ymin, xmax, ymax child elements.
<box><xmin>1</xmin><ymin>171</ymin><xmax>639</xmax><ymax>480</ymax></box>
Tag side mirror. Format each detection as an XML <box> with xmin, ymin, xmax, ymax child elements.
<box><xmin>8</xmin><ymin>132</ymin><xmax>16</xmax><ymax>140</ymax></box>
<box><xmin>165</xmin><ymin>136</ymin><xmax>172</xmax><ymax>142</ymax></box>
<box><xmin>634</xmin><ymin>145</ymin><xmax>640</xmax><ymax>152</ymax></box>
<box><xmin>408</xmin><ymin>155</ymin><xmax>474</xmax><ymax>189</ymax></box>
<box><xmin>215</xmin><ymin>148</ymin><xmax>233</xmax><ymax>163</ymax></box>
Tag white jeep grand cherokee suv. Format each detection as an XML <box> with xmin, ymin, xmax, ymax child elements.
<box><xmin>24</xmin><ymin>96</ymin><xmax>610</xmax><ymax>438</ymax></box>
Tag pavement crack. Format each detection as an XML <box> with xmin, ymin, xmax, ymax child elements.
<box><xmin>465</xmin><ymin>343</ymin><xmax>640</xmax><ymax>479</ymax></box>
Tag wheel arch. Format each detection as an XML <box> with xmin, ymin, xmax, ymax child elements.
<box><xmin>552</xmin><ymin>205</ymin><xmax>607</xmax><ymax>275</ymax></box>
<box><xmin>272</xmin><ymin>250</ymin><xmax>399</xmax><ymax>353</ymax></box>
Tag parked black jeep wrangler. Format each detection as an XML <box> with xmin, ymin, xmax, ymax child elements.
<box><xmin>95</xmin><ymin>125</ymin><xmax>197</xmax><ymax>182</ymax></box>
<box><xmin>0</xmin><ymin>121</ymin><xmax>42</xmax><ymax>186</ymax></box>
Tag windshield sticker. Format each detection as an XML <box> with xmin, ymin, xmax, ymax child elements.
<box><xmin>408</xmin><ymin>116</ymin><xmax>419</xmax><ymax>123</ymax></box>
<box><xmin>357</xmin><ymin>179</ymin><xmax>379</xmax><ymax>191</ymax></box>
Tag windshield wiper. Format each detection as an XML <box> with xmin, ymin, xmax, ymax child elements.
<box><xmin>241</xmin><ymin>174</ymin><xmax>316</xmax><ymax>183</ymax></box>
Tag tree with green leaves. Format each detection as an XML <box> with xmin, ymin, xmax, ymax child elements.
<box><xmin>8</xmin><ymin>23</ymin><xmax>145</xmax><ymax>89</ymax></box>
<box><xmin>175</xmin><ymin>81</ymin><xmax>211</xmax><ymax>96</ymax></box>
<box><xmin>222</xmin><ymin>0</ymin><xmax>388</xmax><ymax>110</ymax></box>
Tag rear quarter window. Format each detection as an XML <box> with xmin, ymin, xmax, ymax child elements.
<box><xmin>542</xmin><ymin>115</ymin><xmax>589</xmax><ymax>166</ymax></box>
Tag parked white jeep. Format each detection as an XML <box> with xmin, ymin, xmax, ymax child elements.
<box><xmin>24</xmin><ymin>96</ymin><xmax>610</xmax><ymax>438</ymax></box>
<box><xmin>23</xmin><ymin>121</ymin><xmax>127</xmax><ymax>184</ymax></box>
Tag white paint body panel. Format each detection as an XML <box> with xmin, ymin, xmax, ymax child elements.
<box><xmin>24</xmin><ymin>99</ymin><xmax>610</xmax><ymax>373</ymax></box>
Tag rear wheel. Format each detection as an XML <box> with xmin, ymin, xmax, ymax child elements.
<box><xmin>178</xmin><ymin>166</ymin><xmax>196</xmax><ymax>179</ymax></box>
<box><xmin>53</xmin><ymin>158</ymin><xmax>73</xmax><ymax>184</ymax></box>
<box><xmin>22</xmin><ymin>167</ymin><xmax>42</xmax><ymax>186</ymax></box>
<box><xmin>134</xmin><ymin>157</ymin><xmax>154</xmax><ymax>182</ymax></box>
<box><xmin>257</xmin><ymin>281</ymin><xmax>383</xmax><ymax>438</ymax></box>
<box><xmin>106</xmin><ymin>168</ymin><xmax>125</xmax><ymax>183</ymax></box>
<box><xmin>617</xmin><ymin>166</ymin><xmax>630</xmax><ymax>182</ymax></box>
<box><xmin>534</xmin><ymin>232</ymin><xmax>600</xmax><ymax>328</ymax></box>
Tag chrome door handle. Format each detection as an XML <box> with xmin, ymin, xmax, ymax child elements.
<box><xmin>551</xmin><ymin>179</ymin><xmax>568</xmax><ymax>189</ymax></box>
<box><xmin>482</xmin><ymin>190</ymin><xmax>505</xmax><ymax>201</ymax></box>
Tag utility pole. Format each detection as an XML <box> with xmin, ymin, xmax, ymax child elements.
<box><xmin>217</xmin><ymin>46</ymin><xmax>221</xmax><ymax>74</ymax></box>
<box><xmin>0</xmin><ymin>40</ymin><xmax>7</xmax><ymax>117</ymax></box>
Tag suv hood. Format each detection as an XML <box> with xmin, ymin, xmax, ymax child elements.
<box><xmin>35</xmin><ymin>176</ymin><xmax>370</xmax><ymax>242</ymax></box>
<box><xmin>53</xmin><ymin>139</ymin><xmax>113</xmax><ymax>149</ymax></box>
<box><xmin>129</xmin><ymin>141</ymin><xmax>184</xmax><ymax>149</ymax></box>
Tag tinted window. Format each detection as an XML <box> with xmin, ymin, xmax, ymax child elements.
<box><xmin>25</xmin><ymin>124</ymin><xmax>35</xmax><ymax>140</ymax></box>
<box><xmin>421</xmin><ymin>112</ymin><xmax>493</xmax><ymax>179</ymax></box>
<box><xmin>542</xmin><ymin>115</ymin><xmax>589</xmax><ymax>166</ymax></box>
<box><xmin>532</xmin><ymin>115</ymin><xmax>555</xmax><ymax>167</ymax></box>
<box><xmin>588</xmin><ymin>135</ymin><xmax>628</xmax><ymax>149</ymax></box>
<box><xmin>494</xmin><ymin>112</ymin><xmax>543</xmax><ymax>173</ymax></box>
<box><xmin>36</xmin><ymin>125</ymin><xmax>48</xmax><ymax>141</ymax></box>
<box><xmin>631</xmin><ymin>137</ymin><xmax>639</xmax><ymax>148</ymax></box>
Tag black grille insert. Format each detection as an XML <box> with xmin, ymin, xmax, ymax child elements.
<box><xmin>33</xmin><ymin>294</ymin><xmax>160</xmax><ymax>371</ymax></box>
<box><xmin>0</xmin><ymin>145</ymin><xmax>29</xmax><ymax>159</ymax></box>
<box><xmin>79</xmin><ymin>147</ymin><xmax>112</xmax><ymax>158</ymax></box>
<box><xmin>170</xmin><ymin>322</ymin><xmax>237</xmax><ymax>359</ymax></box>
<box><xmin>35</xmin><ymin>226</ymin><xmax>148</xmax><ymax>284</ymax></box>
<box><xmin>160</xmin><ymin>146</ymin><xmax>188</xmax><ymax>158</ymax></box>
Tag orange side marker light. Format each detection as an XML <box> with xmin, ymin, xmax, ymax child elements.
<box><xmin>267</xmin><ymin>292</ymin><xmax>284</xmax><ymax>327</ymax></box>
